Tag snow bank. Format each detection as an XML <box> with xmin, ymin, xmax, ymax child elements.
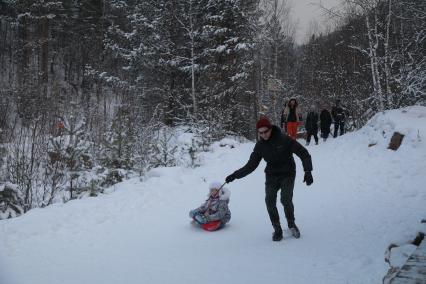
<box><xmin>361</xmin><ymin>106</ymin><xmax>426</xmax><ymax>149</ymax></box>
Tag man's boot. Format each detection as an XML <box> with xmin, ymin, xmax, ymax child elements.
<box><xmin>272</xmin><ymin>223</ymin><xmax>283</xmax><ymax>241</ymax></box>
<box><xmin>288</xmin><ymin>221</ymin><xmax>300</xmax><ymax>239</ymax></box>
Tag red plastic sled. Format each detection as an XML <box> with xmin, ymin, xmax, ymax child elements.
<box><xmin>201</xmin><ymin>220</ymin><xmax>222</xmax><ymax>231</ymax></box>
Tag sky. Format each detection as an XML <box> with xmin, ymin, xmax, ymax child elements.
<box><xmin>291</xmin><ymin>0</ymin><xmax>342</xmax><ymax>44</ymax></box>
<box><xmin>1</xmin><ymin>106</ymin><xmax>425</xmax><ymax>284</ymax></box>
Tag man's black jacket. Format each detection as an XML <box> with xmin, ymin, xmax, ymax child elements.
<box><xmin>231</xmin><ymin>126</ymin><xmax>312</xmax><ymax>179</ymax></box>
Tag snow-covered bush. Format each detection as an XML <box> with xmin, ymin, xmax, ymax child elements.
<box><xmin>101</xmin><ymin>168</ymin><xmax>126</xmax><ymax>188</ymax></box>
<box><xmin>149</xmin><ymin>126</ymin><xmax>178</xmax><ymax>168</ymax></box>
<box><xmin>0</xmin><ymin>118</ymin><xmax>241</xmax><ymax>218</ymax></box>
<box><xmin>46</xmin><ymin>117</ymin><xmax>94</xmax><ymax>201</ymax></box>
<box><xmin>100</xmin><ymin>107</ymin><xmax>136</xmax><ymax>170</ymax></box>
<box><xmin>147</xmin><ymin>125</ymin><xmax>207</xmax><ymax>169</ymax></box>
<box><xmin>0</xmin><ymin>182</ymin><xmax>23</xmax><ymax>219</ymax></box>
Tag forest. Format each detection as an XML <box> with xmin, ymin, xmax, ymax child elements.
<box><xmin>0</xmin><ymin>0</ymin><xmax>424</xmax><ymax>217</ymax></box>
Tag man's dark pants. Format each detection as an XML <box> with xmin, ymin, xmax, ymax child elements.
<box><xmin>334</xmin><ymin>120</ymin><xmax>345</xmax><ymax>137</ymax></box>
<box><xmin>265</xmin><ymin>174</ymin><xmax>296</xmax><ymax>227</ymax></box>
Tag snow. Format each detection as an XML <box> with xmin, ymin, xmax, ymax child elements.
<box><xmin>388</xmin><ymin>244</ymin><xmax>417</xmax><ymax>268</ymax></box>
<box><xmin>1</xmin><ymin>106</ymin><xmax>426</xmax><ymax>284</ymax></box>
<box><xmin>0</xmin><ymin>182</ymin><xmax>19</xmax><ymax>194</ymax></box>
<box><xmin>215</xmin><ymin>45</ymin><xmax>227</xmax><ymax>53</ymax></box>
<box><xmin>363</xmin><ymin>106</ymin><xmax>425</xmax><ymax>148</ymax></box>
<box><xmin>235</xmin><ymin>43</ymin><xmax>250</xmax><ymax>50</ymax></box>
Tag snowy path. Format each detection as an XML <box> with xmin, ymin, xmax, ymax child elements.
<box><xmin>1</xmin><ymin>108</ymin><xmax>426</xmax><ymax>284</ymax></box>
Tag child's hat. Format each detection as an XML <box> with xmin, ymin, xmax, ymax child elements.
<box><xmin>209</xmin><ymin>181</ymin><xmax>223</xmax><ymax>190</ymax></box>
<box><xmin>208</xmin><ymin>181</ymin><xmax>230</xmax><ymax>200</ymax></box>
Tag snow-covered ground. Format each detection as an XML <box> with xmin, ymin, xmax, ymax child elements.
<box><xmin>1</xmin><ymin>106</ymin><xmax>426</xmax><ymax>284</ymax></box>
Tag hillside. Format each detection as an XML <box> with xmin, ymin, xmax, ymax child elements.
<box><xmin>1</xmin><ymin>106</ymin><xmax>426</xmax><ymax>284</ymax></box>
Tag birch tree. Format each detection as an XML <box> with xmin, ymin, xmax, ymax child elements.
<box><xmin>174</xmin><ymin>0</ymin><xmax>201</xmax><ymax>119</ymax></box>
<box><xmin>257</xmin><ymin>0</ymin><xmax>296</xmax><ymax>123</ymax></box>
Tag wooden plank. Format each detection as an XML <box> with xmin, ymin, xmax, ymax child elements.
<box><xmin>388</xmin><ymin>132</ymin><xmax>404</xmax><ymax>150</ymax></box>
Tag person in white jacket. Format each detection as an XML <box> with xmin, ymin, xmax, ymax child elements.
<box><xmin>189</xmin><ymin>181</ymin><xmax>231</xmax><ymax>227</ymax></box>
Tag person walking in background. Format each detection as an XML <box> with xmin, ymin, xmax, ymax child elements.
<box><xmin>320</xmin><ymin>106</ymin><xmax>332</xmax><ymax>142</ymax></box>
<box><xmin>280</xmin><ymin>102</ymin><xmax>287</xmax><ymax>133</ymax></box>
<box><xmin>305</xmin><ymin>106</ymin><xmax>319</xmax><ymax>145</ymax></box>
<box><xmin>332</xmin><ymin>99</ymin><xmax>346</xmax><ymax>138</ymax></box>
<box><xmin>283</xmin><ymin>98</ymin><xmax>299</xmax><ymax>139</ymax></box>
<box><xmin>225</xmin><ymin>116</ymin><xmax>313</xmax><ymax>242</ymax></box>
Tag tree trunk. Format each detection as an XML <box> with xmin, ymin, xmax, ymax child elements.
<box><xmin>384</xmin><ymin>0</ymin><xmax>392</xmax><ymax>109</ymax></box>
<box><xmin>366</xmin><ymin>13</ymin><xmax>384</xmax><ymax>111</ymax></box>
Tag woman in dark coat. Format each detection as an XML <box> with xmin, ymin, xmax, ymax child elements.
<box><xmin>320</xmin><ymin>107</ymin><xmax>332</xmax><ymax>141</ymax></box>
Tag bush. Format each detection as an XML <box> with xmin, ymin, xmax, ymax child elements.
<box><xmin>0</xmin><ymin>182</ymin><xmax>23</xmax><ymax>219</ymax></box>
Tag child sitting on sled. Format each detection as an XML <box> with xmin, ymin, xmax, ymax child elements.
<box><xmin>189</xmin><ymin>181</ymin><xmax>231</xmax><ymax>230</ymax></box>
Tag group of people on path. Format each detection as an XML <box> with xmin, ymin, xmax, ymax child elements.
<box><xmin>280</xmin><ymin>98</ymin><xmax>347</xmax><ymax>145</ymax></box>
<box><xmin>190</xmin><ymin>98</ymin><xmax>345</xmax><ymax>242</ymax></box>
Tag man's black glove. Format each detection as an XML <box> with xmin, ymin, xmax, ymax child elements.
<box><xmin>303</xmin><ymin>171</ymin><xmax>313</xmax><ymax>186</ymax></box>
<box><xmin>225</xmin><ymin>173</ymin><xmax>237</xmax><ymax>183</ymax></box>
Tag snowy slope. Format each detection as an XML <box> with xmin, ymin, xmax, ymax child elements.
<box><xmin>1</xmin><ymin>106</ymin><xmax>426</xmax><ymax>284</ymax></box>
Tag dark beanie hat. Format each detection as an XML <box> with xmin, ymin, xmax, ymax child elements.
<box><xmin>256</xmin><ymin>116</ymin><xmax>272</xmax><ymax>129</ymax></box>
